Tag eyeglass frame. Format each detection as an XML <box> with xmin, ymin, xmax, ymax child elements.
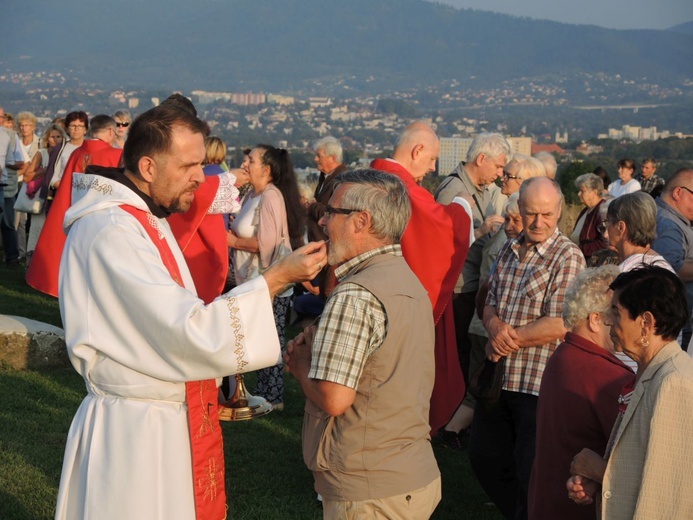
<box><xmin>502</xmin><ymin>170</ymin><xmax>520</xmax><ymax>181</ymax></box>
<box><xmin>115</xmin><ymin>122</ymin><xmax>130</xmax><ymax>128</ymax></box>
<box><xmin>324</xmin><ymin>205</ymin><xmax>360</xmax><ymax>216</ymax></box>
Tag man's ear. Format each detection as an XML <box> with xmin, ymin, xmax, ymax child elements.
<box><xmin>411</xmin><ymin>143</ymin><xmax>424</xmax><ymax>161</ymax></box>
<box><xmin>138</xmin><ymin>156</ymin><xmax>156</xmax><ymax>183</ymax></box>
<box><xmin>474</xmin><ymin>153</ymin><xmax>486</xmax><ymax>168</ymax></box>
<box><xmin>353</xmin><ymin>211</ymin><xmax>372</xmax><ymax>233</ymax></box>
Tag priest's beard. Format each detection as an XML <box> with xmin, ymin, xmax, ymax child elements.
<box><xmin>165</xmin><ymin>185</ymin><xmax>199</xmax><ymax>213</ymax></box>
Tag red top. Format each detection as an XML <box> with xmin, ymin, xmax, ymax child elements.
<box><xmin>370</xmin><ymin>159</ymin><xmax>470</xmax><ymax>322</ymax></box>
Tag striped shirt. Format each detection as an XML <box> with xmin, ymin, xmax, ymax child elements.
<box><xmin>487</xmin><ymin>228</ymin><xmax>585</xmax><ymax>395</ymax></box>
<box><xmin>307</xmin><ymin>245</ymin><xmax>396</xmax><ymax>389</ymax></box>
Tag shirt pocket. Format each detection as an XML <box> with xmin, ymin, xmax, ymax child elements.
<box><xmin>524</xmin><ymin>269</ymin><xmax>552</xmax><ymax>302</ymax></box>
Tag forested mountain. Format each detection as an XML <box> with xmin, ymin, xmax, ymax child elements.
<box><xmin>1</xmin><ymin>0</ymin><xmax>691</xmax><ymax>92</ymax></box>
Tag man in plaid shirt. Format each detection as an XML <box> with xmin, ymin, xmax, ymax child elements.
<box><xmin>470</xmin><ymin>177</ymin><xmax>585</xmax><ymax>520</ymax></box>
<box><xmin>635</xmin><ymin>157</ymin><xmax>666</xmax><ymax>195</ymax></box>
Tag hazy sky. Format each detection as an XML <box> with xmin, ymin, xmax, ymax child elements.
<box><xmin>434</xmin><ymin>0</ymin><xmax>693</xmax><ymax>30</ymax></box>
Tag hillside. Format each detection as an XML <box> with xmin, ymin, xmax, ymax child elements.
<box><xmin>0</xmin><ymin>0</ymin><xmax>691</xmax><ymax>92</ymax></box>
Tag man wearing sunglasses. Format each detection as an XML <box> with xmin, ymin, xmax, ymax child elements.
<box><xmin>287</xmin><ymin>169</ymin><xmax>441</xmax><ymax>519</ymax></box>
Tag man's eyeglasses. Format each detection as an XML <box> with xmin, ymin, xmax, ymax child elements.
<box><xmin>503</xmin><ymin>170</ymin><xmax>520</xmax><ymax>181</ymax></box>
<box><xmin>324</xmin><ymin>205</ymin><xmax>359</xmax><ymax>216</ymax></box>
<box><xmin>115</xmin><ymin>122</ymin><xmax>130</xmax><ymax>128</ymax></box>
<box><xmin>679</xmin><ymin>186</ymin><xmax>693</xmax><ymax>196</ymax></box>
<box><xmin>68</xmin><ymin>124</ymin><xmax>86</xmax><ymax>130</ymax></box>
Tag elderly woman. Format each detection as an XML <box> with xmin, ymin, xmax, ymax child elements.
<box><xmin>567</xmin><ymin>266</ymin><xmax>693</xmax><ymax>518</ymax></box>
<box><xmin>607</xmin><ymin>158</ymin><xmax>641</xmax><ymax>198</ymax></box>
<box><xmin>570</xmin><ymin>173</ymin><xmax>609</xmax><ymax>261</ymax></box>
<box><xmin>603</xmin><ymin>191</ymin><xmax>673</xmax><ymax>273</ymax></box>
<box><xmin>500</xmin><ymin>153</ymin><xmax>546</xmax><ymax>196</ymax></box>
<box><xmin>528</xmin><ymin>266</ymin><xmax>634</xmax><ymax>520</ymax></box>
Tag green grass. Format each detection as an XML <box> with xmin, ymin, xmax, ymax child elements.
<box><xmin>0</xmin><ymin>262</ymin><xmax>502</xmax><ymax>519</ymax></box>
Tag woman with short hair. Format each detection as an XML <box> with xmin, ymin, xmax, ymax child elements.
<box><xmin>571</xmin><ymin>173</ymin><xmax>608</xmax><ymax>261</ymax></box>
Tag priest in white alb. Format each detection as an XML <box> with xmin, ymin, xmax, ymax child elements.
<box><xmin>54</xmin><ymin>103</ymin><xmax>326</xmax><ymax>520</ymax></box>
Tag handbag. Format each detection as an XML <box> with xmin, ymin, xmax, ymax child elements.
<box><xmin>14</xmin><ymin>182</ymin><xmax>45</xmax><ymax>214</ymax></box>
<box><xmin>468</xmin><ymin>356</ymin><xmax>505</xmax><ymax>410</ymax></box>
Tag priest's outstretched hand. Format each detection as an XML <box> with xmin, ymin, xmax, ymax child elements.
<box><xmin>263</xmin><ymin>241</ymin><xmax>327</xmax><ymax>298</ymax></box>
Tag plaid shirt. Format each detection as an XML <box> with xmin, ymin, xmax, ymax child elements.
<box><xmin>635</xmin><ymin>173</ymin><xmax>665</xmax><ymax>195</ymax></box>
<box><xmin>307</xmin><ymin>245</ymin><xmax>397</xmax><ymax>389</ymax></box>
<box><xmin>487</xmin><ymin>228</ymin><xmax>585</xmax><ymax>395</ymax></box>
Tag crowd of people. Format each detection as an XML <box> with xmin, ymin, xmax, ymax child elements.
<box><xmin>1</xmin><ymin>98</ymin><xmax>693</xmax><ymax>520</ymax></box>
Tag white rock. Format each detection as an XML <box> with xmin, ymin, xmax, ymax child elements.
<box><xmin>0</xmin><ymin>315</ymin><xmax>69</xmax><ymax>369</ymax></box>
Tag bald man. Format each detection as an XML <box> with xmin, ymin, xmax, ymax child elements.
<box><xmin>371</xmin><ymin>121</ymin><xmax>473</xmax><ymax>433</ymax></box>
<box><xmin>471</xmin><ymin>177</ymin><xmax>584</xmax><ymax>519</ymax></box>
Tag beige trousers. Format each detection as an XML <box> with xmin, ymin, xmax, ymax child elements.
<box><xmin>322</xmin><ymin>476</ymin><xmax>441</xmax><ymax>520</ymax></box>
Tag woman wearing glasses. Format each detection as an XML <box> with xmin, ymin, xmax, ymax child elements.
<box><xmin>227</xmin><ymin>145</ymin><xmax>305</xmax><ymax>410</ymax></box>
<box><xmin>52</xmin><ymin>111</ymin><xmax>88</xmax><ymax>189</ymax></box>
<box><xmin>112</xmin><ymin>110</ymin><xmax>131</xmax><ymax>149</ymax></box>
<box><xmin>499</xmin><ymin>154</ymin><xmax>546</xmax><ymax>196</ymax></box>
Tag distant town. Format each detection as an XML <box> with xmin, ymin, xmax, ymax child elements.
<box><xmin>1</xmin><ymin>69</ymin><xmax>692</xmax><ymax>178</ymax></box>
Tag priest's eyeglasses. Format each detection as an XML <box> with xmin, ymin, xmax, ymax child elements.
<box><xmin>324</xmin><ymin>205</ymin><xmax>359</xmax><ymax>216</ymax></box>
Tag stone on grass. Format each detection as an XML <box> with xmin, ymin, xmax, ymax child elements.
<box><xmin>0</xmin><ymin>315</ymin><xmax>68</xmax><ymax>370</ymax></box>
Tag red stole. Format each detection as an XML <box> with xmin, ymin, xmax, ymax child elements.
<box><xmin>371</xmin><ymin>158</ymin><xmax>471</xmax><ymax>431</ymax></box>
<box><xmin>168</xmin><ymin>176</ymin><xmax>229</xmax><ymax>305</ymax></box>
<box><xmin>120</xmin><ymin>204</ymin><xmax>227</xmax><ymax>520</ymax></box>
<box><xmin>26</xmin><ymin>142</ymin><xmax>123</xmax><ymax>297</ymax></box>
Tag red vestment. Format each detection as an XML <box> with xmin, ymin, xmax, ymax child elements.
<box><xmin>26</xmin><ymin>143</ymin><xmax>226</xmax><ymax>306</ymax></box>
<box><xmin>168</xmin><ymin>177</ymin><xmax>228</xmax><ymax>304</ymax></box>
<box><xmin>371</xmin><ymin>158</ymin><xmax>471</xmax><ymax>431</ymax></box>
<box><xmin>27</xmin><ymin>140</ymin><xmax>123</xmax><ymax>296</ymax></box>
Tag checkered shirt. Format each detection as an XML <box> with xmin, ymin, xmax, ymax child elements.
<box><xmin>636</xmin><ymin>174</ymin><xmax>665</xmax><ymax>195</ymax></box>
<box><xmin>307</xmin><ymin>246</ymin><xmax>397</xmax><ymax>389</ymax></box>
<box><xmin>487</xmin><ymin>228</ymin><xmax>585</xmax><ymax>395</ymax></box>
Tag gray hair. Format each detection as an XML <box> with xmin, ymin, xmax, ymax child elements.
<box><xmin>336</xmin><ymin>169</ymin><xmax>411</xmax><ymax>243</ymax></box>
<box><xmin>575</xmin><ymin>173</ymin><xmax>604</xmax><ymax>193</ymax></box>
<box><xmin>562</xmin><ymin>265</ymin><xmax>621</xmax><ymax>330</ymax></box>
<box><xmin>534</xmin><ymin>152</ymin><xmax>558</xmax><ymax>178</ymax></box>
<box><xmin>509</xmin><ymin>154</ymin><xmax>546</xmax><ymax>181</ymax></box>
<box><xmin>17</xmin><ymin>111</ymin><xmax>37</xmax><ymax>126</ymax></box>
<box><xmin>114</xmin><ymin>110</ymin><xmax>132</xmax><ymax>121</ymax></box>
<box><xmin>314</xmin><ymin>136</ymin><xmax>343</xmax><ymax>163</ymax></box>
<box><xmin>504</xmin><ymin>192</ymin><xmax>520</xmax><ymax>215</ymax></box>
<box><xmin>606</xmin><ymin>191</ymin><xmax>657</xmax><ymax>247</ymax></box>
<box><xmin>467</xmin><ymin>132</ymin><xmax>513</xmax><ymax>163</ymax></box>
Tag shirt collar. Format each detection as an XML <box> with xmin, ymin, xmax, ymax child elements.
<box><xmin>511</xmin><ymin>227</ymin><xmax>561</xmax><ymax>258</ymax></box>
<box><xmin>335</xmin><ymin>244</ymin><xmax>402</xmax><ymax>281</ymax></box>
<box><xmin>657</xmin><ymin>197</ymin><xmax>691</xmax><ymax>228</ymax></box>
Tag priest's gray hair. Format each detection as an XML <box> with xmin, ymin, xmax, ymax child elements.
<box><xmin>562</xmin><ymin>265</ymin><xmax>620</xmax><ymax>330</ymax></box>
<box><xmin>314</xmin><ymin>136</ymin><xmax>343</xmax><ymax>163</ymax></box>
<box><xmin>335</xmin><ymin>169</ymin><xmax>411</xmax><ymax>244</ymax></box>
<box><xmin>467</xmin><ymin>132</ymin><xmax>513</xmax><ymax>163</ymax></box>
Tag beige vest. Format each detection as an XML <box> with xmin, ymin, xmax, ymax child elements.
<box><xmin>302</xmin><ymin>252</ymin><xmax>440</xmax><ymax>501</ymax></box>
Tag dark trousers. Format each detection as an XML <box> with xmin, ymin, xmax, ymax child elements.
<box><xmin>452</xmin><ymin>290</ymin><xmax>477</xmax><ymax>381</ymax></box>
<box><xmin>468</xmin><ymin>390</ymin><xmax>538</xmax><ymax>520</ymax></box>
<box><xmin>0</xmin><ymin>192</ymin><xmax>19</xmax><ymax>262</ymax></box>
